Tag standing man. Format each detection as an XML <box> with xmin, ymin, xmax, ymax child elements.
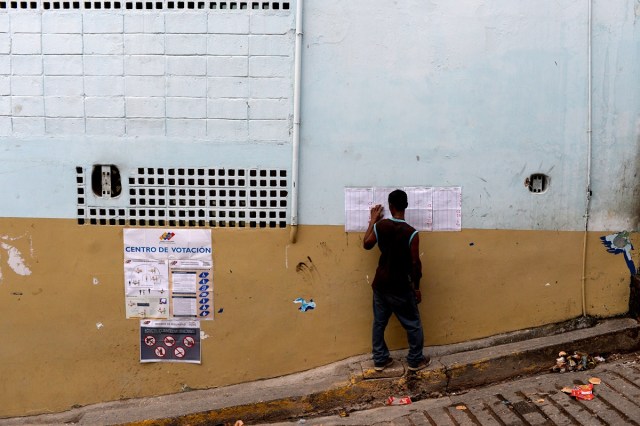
<box><xmin>363</xmin><ymin>189</ymin><xmax>430</xmax><ymax>372</ymax></box>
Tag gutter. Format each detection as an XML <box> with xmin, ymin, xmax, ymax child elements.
<box><xmin>289</xmin><ymin>0</ymin><xmax>303</xmax><ymax>244</ymax></box>
<box><xmin>580</xmin><ymin>0</ymin><xmax>593</xmax><ymax>316</ymax></box>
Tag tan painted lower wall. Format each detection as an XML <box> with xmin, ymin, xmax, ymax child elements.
<box><xmin>0</xmin><ymin>218</ymin><xmax>634</xmax><ymax>417</ymax></box>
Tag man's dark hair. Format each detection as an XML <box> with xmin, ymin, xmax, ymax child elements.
<box><xmin>388</xmin><ymin>189</ymin><xmax>408</xmax><ymax>211</ymax></box>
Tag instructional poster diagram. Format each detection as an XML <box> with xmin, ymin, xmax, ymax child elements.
<box><xmin>344</xmin><ymin>186</ymin><xmax>462</xmax><ymax>232</ymax></box>
<box><xmin>170</xmin><ymin>260</ymin><xmax>213</xmax><ymax>320</ymax></box>
<box><xmin>140</xmin><ymin>320</ymin><xmax>201</xmax><ymax>364</ymax></box>
<box><xmin>124</xmin><ymin>259</ymin><xmax>169</xmax><ymax>319</ymax></box>
<box><xmin>123</xmin><ymin>229</ymin><xmax>213</xmax><ymax>320</ymax></box>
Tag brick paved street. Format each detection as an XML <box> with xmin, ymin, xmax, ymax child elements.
<box><xmin>270</xmin><ymin>353</ymin><xmax>640</xmax><ymax>425</ymax></box>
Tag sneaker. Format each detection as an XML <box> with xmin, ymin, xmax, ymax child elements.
<box><xmin>408</xmin><ymin>356</ymin><xmax>431</xmax><ymax>372</ymax></box>
<box><xmin>374</xmin><ymin>357</ymin><xmax>394</xmax><ymax>371</ymax></box>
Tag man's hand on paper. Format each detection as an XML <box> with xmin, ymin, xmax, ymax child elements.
<box><xmin>370</xmin><ymin>204</ymin><xmax>384</xmax><ymax>223</ymax></box>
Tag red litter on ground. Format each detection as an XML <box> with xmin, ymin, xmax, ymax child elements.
<box><xmin>386</xmin><ymin>396</ymin><xmax>412</xmax><ymax>406</ymax></box>
<box><xmin>570</xmin><ymin>384</ymin><xmax>594</xmax><ymax>401</ymax></box>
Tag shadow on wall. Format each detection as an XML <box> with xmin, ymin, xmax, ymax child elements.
<box><xmin>632</xmin><ymin>129</ymin><xmax>640</xmax><ymax>230</ymax></box>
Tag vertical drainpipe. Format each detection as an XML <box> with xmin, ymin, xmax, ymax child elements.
<box><xmin>580</xmin><ymin>0</ymin><xmax>593</xmax><ymax>317</ymax></box>
<box><xmin>289</xmin><ymin>0</ymin><xmax>303</xmax><ymax>244</ymax></box>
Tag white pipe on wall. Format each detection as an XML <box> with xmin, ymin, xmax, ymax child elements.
<box><xmin>580</xmin><ymin>0</ymin><xmax>593</xmax><ymax>317</ymax></box>
<box><xmin>289</xmin><ymin>0</ymin><xmax>303</xmax><ymax>244</ymax></box>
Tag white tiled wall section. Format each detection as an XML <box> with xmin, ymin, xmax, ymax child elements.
<box><xmin>0</xmin><ymin>8</ymin><xmax>294</xmax><ymax>140</ymax></box>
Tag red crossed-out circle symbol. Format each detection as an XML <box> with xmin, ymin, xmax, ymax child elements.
<box><xmin>144</xmin><ymin>336</ymin><xmax>156</xmax><ymax>346</ymax></box>
<box><xmin>155</xmin><ymin>346</ymin><xmax>166</xmax><ymax>357</ymax></box>
<box><xmin>174</xmin><ymin>347</ymin><xmax>186</xmax><ymax>358</ymax></box>
<box><xmin>183</xmin><ymin>336</ymin><xmax>195</xmax><ymax>348</ymax></box>
<box><xmin>164</xmin><ymin>336</ymin><xmax>176</xmax><ymax>347</ymax></box>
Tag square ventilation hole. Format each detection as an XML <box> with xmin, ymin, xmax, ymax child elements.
<box><xmin>77</xmin><ymin>166</ymin><xmax>289</xmax><ymax>228</ymax></box>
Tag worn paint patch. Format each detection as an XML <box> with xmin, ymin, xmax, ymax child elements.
<box><xmin>293</xmin><ymin>297</ymin><xmax>316</xmax><ymax>312</ymax></box>
<box><xmin>92</xmin><ymin>277</ymin><xmax>100</xmax><ymax>285</ymax></box>
<box><xmin>0</xmin><ymin>234</ymin><xmax>33</xmax><ymax>281</ymax></box>
<box><xmin>295</xmin><ymin>256</ymin><xmax>320</xmax><ymax>283</ymax></box>
<box><xmin>284</xmin><ymin>245</ymin><xmax>291</xmax><ymax>269</ymax></box>
<box><xmin>200</xmin><ymin>331</ymin><xmax>209</xmax><ymax>340</ymax></box>
<box><xmin>600</xmin><ymin>231</ymin><xmax>636</xmax><ymax>275</ymax></box>
<box><xmin>96</xmin><ymin>322</ymin><xmax>104</xmax><ymax>329</ymax></box>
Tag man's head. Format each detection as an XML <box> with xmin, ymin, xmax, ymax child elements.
<box><xmin>388</xmin><ymin>189</ymin><xmax>408</xmax><ymax>212</ymax></box>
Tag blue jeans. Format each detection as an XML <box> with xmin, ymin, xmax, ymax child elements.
<box><xmin>372</xmin><ymin>289</ymin><xmax>425</xmax><ymax>368</ymax></box>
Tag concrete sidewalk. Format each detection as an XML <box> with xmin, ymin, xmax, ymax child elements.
<box><xmin>267</xmin><ymin>351</ymin><xmax>640</xmax><ymax>425</ymax></box>
<box><xmin>1</xmin><ymin>317</ymin><xmax>638</xmax><ymax>426</ymax></box>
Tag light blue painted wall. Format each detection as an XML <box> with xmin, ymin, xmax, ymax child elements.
<box><xmin>297</xmin><ymin>0</ymin><xmax>639</xmax><ymax>231</ymax></box>
<box><xmin>0</xmin><ymin>0</ymin><xmax>638</xmax><ymax>232</ymax></box>
<box><xmin>589</xmin><ymin>0</ymin><xmax>640</xmax><ymax>230</ymax></box>
<box><xmin>0</xmin><ymin>7</ymin><xmax>296</xmax><ymax>220</ymax></box>
<box><xmin>1</xmin><ymin>138</ymin><xmax>291</xmax><ymax>218</ymax></box>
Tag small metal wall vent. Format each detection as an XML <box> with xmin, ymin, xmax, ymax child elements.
<box><xmin>76</xmin><ymin>166</ymin><xmax>288</xmax><ymax>228</ymax></box>
<box><xmin>525</xmin><ymin>173</ymin><xmax>549</xmax><ymax>194</ymax></box>
<box><xmin>91</xmin><ymin>165</ymin><xmax>122</xmax><ymax>198</ymax></box>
